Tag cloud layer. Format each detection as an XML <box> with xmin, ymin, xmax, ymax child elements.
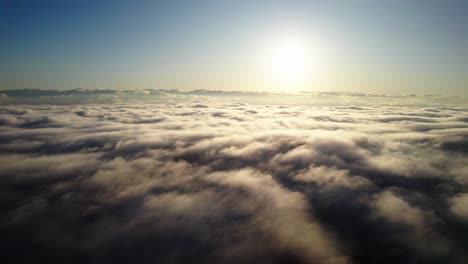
<box><xmin>1</xmin><ymin>100</ymin><xmax>468</xmax><ymax>263</ymax></box>
<box><xmin>1</xmin><ymin>88</ymin><xmax>467</xmax><ymax>107</ymax></box>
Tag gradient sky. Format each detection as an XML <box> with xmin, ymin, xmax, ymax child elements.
<box><xmin>1</xmin><ymin>0</ymin><xmax>467</xmax><ymax>95</ymax></box>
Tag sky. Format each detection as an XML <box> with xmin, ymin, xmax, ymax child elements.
<box><xmin>1</xmin><ymin>0</ymin><xmax>467</xmax><ymax>95</ymax></box>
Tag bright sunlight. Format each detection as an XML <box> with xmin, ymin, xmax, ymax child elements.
<box><xmin>263</xmin><ymin>34</ymin><xmax>313</xmax><ymax>88</ymax></box>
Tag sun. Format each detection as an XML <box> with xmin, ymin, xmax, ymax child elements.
<box><xmin>263</xmin><ymin>35</ymin><xmax>312</xmax><ymax>87</ymax></box>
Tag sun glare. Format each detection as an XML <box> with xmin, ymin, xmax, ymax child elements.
<box><xmin>264</xmin><ymin>35</ymin><xmax>312</xmax><ymax>88</ymax></box>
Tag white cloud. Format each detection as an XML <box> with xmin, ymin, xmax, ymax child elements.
<box><xmin>449</xmin><ymin>193</ymin><xmax>468</xmax><ymax>222</ymax></box>
<box><xmin>0</xmin><ymin>99</ymin><xmax>467</xmax><ymax>263</ymax></box>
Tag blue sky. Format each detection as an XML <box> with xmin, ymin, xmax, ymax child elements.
<box><xmin>1</xmin><ymin>0</ymin><xmax>467</xmax><ymax>95</ymax></box>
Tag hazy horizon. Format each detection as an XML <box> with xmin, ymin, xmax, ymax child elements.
<box><xmin>0</xmin><ymin>86</ymin><xmax>467</xmax><ymax>96</ymax></box>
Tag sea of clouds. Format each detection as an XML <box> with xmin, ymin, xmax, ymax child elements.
<box><xmin>1</xmin><ymin>90</ymin><xmax>467</xmax><ymax>263</ymax></box>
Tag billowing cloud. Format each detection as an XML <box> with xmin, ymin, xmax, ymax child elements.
<box><xmin>0</xmin><ymin>97</ymin><xmax>467</xmax><ymax>263</ymax></box>
<box><xmin>449</xmin><ymin>194</ymin><xmax>468</xmax><ymax>222</ymax></box>
<box><xmin>370</xmin><ymin>189</ymin><xmax>450</xmax><ymax>255</ymax></box>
